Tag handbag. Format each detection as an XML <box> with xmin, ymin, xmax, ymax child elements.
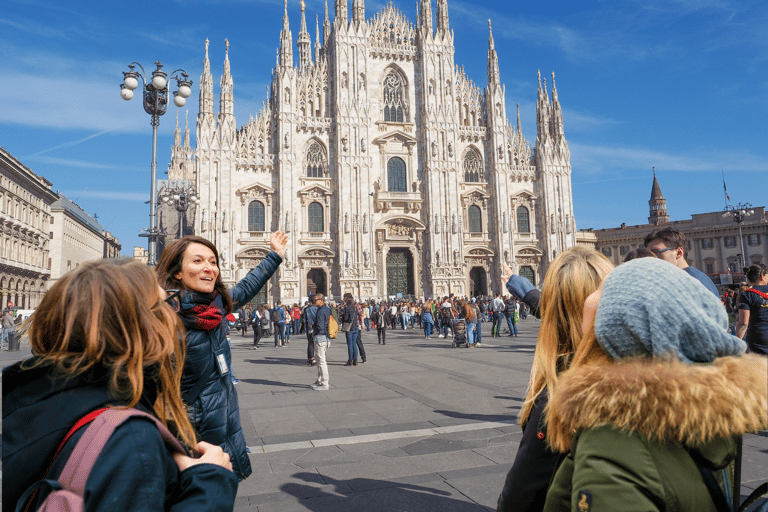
<box><xmin>341</xmin><ymin>322</ymin><xmax>353</xmax><ymax>332</ymax></box>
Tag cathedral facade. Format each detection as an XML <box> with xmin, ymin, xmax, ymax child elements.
<box><xmin>167</xmin><ymin>0</ymin><xmax>576</xmax><ymax>302</ymax></box>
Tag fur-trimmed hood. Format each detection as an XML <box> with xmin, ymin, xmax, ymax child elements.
<box><xmin>546</xmin><ymin>354</ymin><xmax>768</xmax><ymax>453</ymax></box>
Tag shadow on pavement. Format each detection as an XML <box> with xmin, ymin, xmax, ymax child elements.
<box><xmin>432</xmin><ymin>410</ymin><xmax>514</xmax><ymax>423</ymax></box>
<box><xmin>238</xmin><ymin>378</ymin><xmax>308</xmax><ymax>389</ymax></box>
<box><xmin>280</xmin><ymin>471</ymin><xmax>488</xmax><ymax>511</ymax></box>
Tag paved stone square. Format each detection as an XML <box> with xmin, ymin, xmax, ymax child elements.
<box><xmin>2</xmin><ymin>318</ymin><xmax>766</xmax><ymax>511</ymax></box>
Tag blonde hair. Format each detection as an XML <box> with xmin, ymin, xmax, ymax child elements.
<box><xmin>26</xmin><ymin>259</ymin><xmax>196</xmax><ymax>447</ymax></box>
<box><xmin>518</xmin><ymin>247</ymin><xmax>613</xmax><ymax>428</ymax></box>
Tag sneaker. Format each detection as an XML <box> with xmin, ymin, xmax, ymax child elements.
<box><xmin>311</xmin><ymin>383</ymin><xmax>329</xmax><ymax>391</ymax></box>
<box><xmin>438</xmin><ymin>334</ymin><xmax>444</xmax><ymax>338</ymax></box>
<box><xmin>232</xmin><ymin>379</ymin><xmax>240</xmax><ymax>384</ymax></box>
<box><xmin>475</xmin><ymin>343</ymin><xmax>482</xmax><ymax>347</ymax></box>
<box><xmin>252</xmin><ymin>346</ymin><xmax>259</xmax><ymax>350</ymax></box>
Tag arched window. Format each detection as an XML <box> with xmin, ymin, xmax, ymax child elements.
<box><xmin>308</xmin><ymin>202</ymin><xmax>324</xmax><ymax>232</ymax></box>
<box><xmin>468</xmin><ymin>205</ymin><xmax>482</xmax><ymax>233</ymax></box>
<box><xmin>463</xmin><ymin>150</ymin><xmax>482</xmax><ymax>182</ymax></box>
<box><xmin>383</xmin><ymin>72</ymin><xmax>404</xmax><ymax>123</ymax></box>
<box><xmin>520</xmin><ymin>266</ymin><xmax>535</xmax><ymax>285</ymax></box>
<box><xmin>517</xmin><ymin>206</ymin><xmax>530</xmax><ymax>233</ymax></box>
<box><xmin>387</xmin><ymin>157</ymin><xmax>407</xmax><ymax>192</ymax></box>
<box><xmin>248</xmin><ymin>201</ymin><xmax>265</xmax><ymax>232</ymax></box>
<box><xmin>306</xmin><ymin>141</ymin><xmax>327</xmax><ymax>177</ymax></box>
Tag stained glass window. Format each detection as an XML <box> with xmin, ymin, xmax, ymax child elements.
<box><xmin>517</xmin><ymin>206</ymin><xmax>530</xmax><ymax>233</ymax></box>
<box><xmin>464</xmin><ymin>150</ymin><xmax>482</xmax><ymax>182</ymax></box>
<box><xmin>308</xmin><ymin>202</ymin><xmax>324</xmax><ymax>232</ymax></box>
<box><xmin>387</xmin><ymin>157</ymin><xmax>407</xmax><ymax>192</ymax></box>
<box><xmin>248</xmin><ymin>201</ymin><xmax>265</xmax><ymax>231</ymax></box>
<box><xmin>383</xmin><ymin>73</ymin><xmax>404</xmax><ymax>123</ymax></box>
<box><xmin>520</xmin><ymin>266</ymin><xmax>535</xmax><ymax>285</ymax></box>
<box><xmin>306</xmin><ymin>142</ymin><xmax>327</xmax><ymax>177</ymax></box>
<box><xmin>468</xmin><ymin>205</ymin><xmax>482</xmax><ymax>233</ymax></box>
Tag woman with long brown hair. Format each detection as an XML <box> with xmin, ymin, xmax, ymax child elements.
<box><xmin>497</xmin><ymin>247</ymin><xmax>613</xmax><ymax>512</ymax></box>
<box><xmin>156</xmin><ymin>232</ymin><xmax>287</xmax><ymax>481</ymax></box>
<box><xmin>3</xmin><ymin>259</ymin><xmax>237</xmax><ymax>511</ymax></box>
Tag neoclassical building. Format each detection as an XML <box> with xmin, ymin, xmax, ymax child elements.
<box><xmin>168</xmin><ymin>0</ymin><xmax>576</xmax><ymax>302</ymax></box>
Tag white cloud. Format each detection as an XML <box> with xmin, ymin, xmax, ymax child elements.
<box><xmin>60</xmin><ymin>190</ymin><xmax>146</xmax><ymax>201</ymax></box>
<box><xmin>25</xmin><ymin>156</ymin><xmax>121</xmax><ymax>170</ymax></box>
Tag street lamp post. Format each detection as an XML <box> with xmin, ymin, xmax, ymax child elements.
<box><xmin>120</xmin><ymin>61</ymin><xmax>193</xmax><ymax>266</ymax></box>
<box><xmin>723</xmin><ymin>202</ymin><xmax>754</xmax><ymax>270</ymax></box>
<box><xmin>159</xmin><ymin>184</ymin><xmax>200</xmax><ymax>239</ymax></box>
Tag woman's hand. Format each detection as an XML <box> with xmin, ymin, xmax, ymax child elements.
<box><xmin>173</xmin><ymin>441</ymin><xmax>233</xmax><ymax>472</ymax></box>
<box><xmin>501</xmin><ymin>262</ymin><xmax>514</xmax><ymax>284</ymax></box>
<box><xmin>270</xmin><ymin>231</ymin><xmax>289</xmax><ymax>259</ymax></box>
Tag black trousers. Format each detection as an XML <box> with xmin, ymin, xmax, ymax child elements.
<box><xmin>377</xmin><ymin>328</ymin><xmax>386</xmax><ymax>344</ymax></box>
<box><xmin>356</xmin><ymin>329</ymin><xmax>366</xmax><ymax>360</ymax></box>
<box><xmin>253</xmin><ymin>323</ymin><xmax>263</xmax><ymax>347</ymax></box>
<box><xmin>306</xmin><ymin>331</ymin><xmax>315</xmax><ymax>362</ymax></box>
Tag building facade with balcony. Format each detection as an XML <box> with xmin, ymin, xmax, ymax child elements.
<box><xmin>0</xmin><ymin>146</ymin><xmax>57</xmax><ymax>309</ymax></box>
<box><xmin>169</xmin><ymin>0</ymin><xmax>576</xmax><ymax>302</ymax></box>
<box><xmin>585</xmin><ymin>173</ymin><xmax>768</xmax><ymax>283</ymax></box>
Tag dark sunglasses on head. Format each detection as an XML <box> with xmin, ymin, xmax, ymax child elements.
<box><xmin>165</xmin><ymin>289</ymin><xmax>182</xmax><ymax>312</ymax></box>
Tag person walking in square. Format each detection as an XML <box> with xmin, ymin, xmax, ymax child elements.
<box><xmin>311</xmin><ymin>294</ymin><xmax>331</xmax><ymax>390</ymax></box>
<box><xmin>341</xmin><ymin>293</ymin><xmax>360</xmax><ymax>366</ymax></box>
<box><xmin>373</xmin><ymin>305</ymin><xmax>389</xmax><ymax>345</ymax></box>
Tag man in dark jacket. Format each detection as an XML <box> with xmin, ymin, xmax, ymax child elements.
<box><xmin>311</xmin><ymin>294</ymin><xmax>331</xmax><ymax>391</ymax></box>
<box><xmin>504</xmin><ymin>297</ymin><xmax>518</xmax><ymax>337</ymax></box>
<box><xmin>272</xmin><ymin>301</ymin><xmax>285</xmax><ymax>347</ymax></box>
<box><xmin>302</xmin><ymin>298</ymin><xmax>318</xmax><ymax>365</ymax></box>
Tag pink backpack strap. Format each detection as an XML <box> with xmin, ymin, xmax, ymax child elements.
<box><xmin>57</xmin><ymin>408</ymin><xmax>185</xmax><ymax>496</ymax></box>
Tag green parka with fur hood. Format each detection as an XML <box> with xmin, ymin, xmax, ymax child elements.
<box><xmin>543</xmin><ymin>354</ymin><xmax>767</xmax><ymax>512</ymax></box>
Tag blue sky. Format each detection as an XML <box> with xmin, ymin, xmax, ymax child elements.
<box><xmin>2</xmin><ymin>0</ymin><xmax>766</xmax><ymax>254</ymax></box>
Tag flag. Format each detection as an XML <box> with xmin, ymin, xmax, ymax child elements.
<box><xmin>722</xmin><ymin>171</ymin><xmax>731</xmax><ymax>203</ymax></box>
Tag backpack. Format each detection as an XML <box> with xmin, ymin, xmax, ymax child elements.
<box><xmin>271</xmin><ymin>308</ymin><xmax>281</xmax><ymax>323</ymax></box>
<box><xmin>328</xmin><ymin>314</ymin><xmax>339</xmax><ymax>339</ymax></box>
<box><xmin>16</xmin><ymin>408</ymin><xmax>184</xmax><ymax>512</ymax></box>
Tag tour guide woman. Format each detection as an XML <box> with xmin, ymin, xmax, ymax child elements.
<box><xmin>156</xmin><ymin>232</ymin><xmax>288</xmax><ymax>480</ymax></box>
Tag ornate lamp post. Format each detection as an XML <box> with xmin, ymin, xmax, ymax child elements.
<box><xmin>120</xmin><ymin>61</ymin><xmax>193</xmax><ymax>265</ymax></box>
<box><xmin>159</xmin><ymin>184</ymin><xmax>200</xmax><ymax>239</ymax></box>
<box><xmin>723</xmin><ymin>202</ymin><xmax>754</xmax><ymax>269</ymax></box>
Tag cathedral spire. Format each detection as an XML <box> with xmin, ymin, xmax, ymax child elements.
<box><xmin>352</xmin><ymin>0</ymin><xmax>365</xmax><ymax>25</ymax></box>
<box><xmin>315</xmin><ymin>14</ymin><xmax>321</xmax><ymax>63</ymax></box>
<box><xmin>324</xmin><ymin>0</ymin><xmax>331</xmax><ymax>45</ymax></box>
<box><xmin>184</xmin><ymin>110</ymin><xmax>190</xmax><ymax>147</ymax></box>
<box><xmin>420</xmin><ymin>0</ymin><xmax>433</xmax><ymax>34</ymax></box>
<box><xmin>550</xmin><ymin>71</ymin><xmax>564</xmax><ymax>136</ymax></box>
<box><xmin>219</xmin><ymin>39</ymin><xmax>233</xmax><ymax>116</ymax></box>
<box><xmin>436</xmin><ymin>0</ymin><xmax>449</xmax><ymax>35</ymax></box>
<box><xmin>335</xmin><ymin>0</ymin><xmax>348</xmax><ymax>25</ymax></box>
<box><xmin>487</xmin><ymin>20</ymin><xmax>500</xmax><ymax>85</ymax></box>
<box><xmin>648</xmin><ymin>167</ymin><xmax>669</xmax><ymax>225</ymax></box>
<box><xmin>279</xmin><ymin>0</ymin><xmax>294</xmax><ymax>68</ymax></box>
<box><xmin>298</xmin><ymin>0</ymin><xmax>312</xmax><ymax>70</ymax></box>
<box><xmin>516</xmin><ymin>103</ymin><xmax>522</xmax><ymax>134</ymax></box>
<box><xmin>199</xmin><ymin>38</ymin><xmax>214</xmax><ymax>116</ymax></box>
<box><xmin>174</xmin><ymin>111</ymin><xmax>181</xmax><ymax>147</ymax></box>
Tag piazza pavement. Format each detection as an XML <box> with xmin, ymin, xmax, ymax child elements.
<box><xmin>1</xmin><ymin>319</ymin><xmax>766</xmax><ymax>511</ymax></box>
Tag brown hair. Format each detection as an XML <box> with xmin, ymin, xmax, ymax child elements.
<box><xmin>744</xmin><ymin>265</ymin><xmax>768</xmax><ymax>284</ymax></box>
<box><xmin>519</xmin><ymin>247</ymin><xmax>613</xmax><ymax>428</ymax></box>
<box><xmin>156</xmin><ymin>236</ymin><xmax>234</xmax><ymax>314</ymax></box>
<box><xmin>26</xmin><ymin>259</ymin><xmax>196</xmax><ymax>446</ymax></box>
<box><xmin>643</xmin><ymin>226</ymin><xmax>686</xmax><ymax>250</ymax></box>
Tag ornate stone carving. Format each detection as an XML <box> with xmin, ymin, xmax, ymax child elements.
<box><xmin>387</xmin><ymin>222</ymin><xmax>411</xmax><ymax>237</ymax></box>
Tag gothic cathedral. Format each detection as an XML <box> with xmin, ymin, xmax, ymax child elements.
<box><xmin>167</xmin><ymin>0</ymin><xmax>576</xmax><ymax>302</ymax></box>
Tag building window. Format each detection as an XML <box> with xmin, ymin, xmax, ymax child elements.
<box><xmin>468</xmin><ymin>205</ymin><xmax>482</xmax><ymax>233</ymax></box>
<box><xmin>306</xmin><ymin>141</ymin><xmax>327</xmax><ymax>177</ymax></box>
<box><xmin>387</xmin><ymin>157</ymin><xmax>407</xmax><ymax>192</ymax></box>
<box><xmin>748</xmin><ymin>234</ymin><xmax>760</xmax><ymax>246</ymax></box>
<box><xmin>463</xmin><ymin>150</ymin><xmax>482</xmax><ymax>182</ymax></box>
<box><xmin>619</xmin><ymin>246</ymin><xmax>628</xmax><ymax>256</ymax></box>
<box><xmin>308</xmin><ymin>202</ymin><xmax>324</xmax><ymax>233</ymax></box>
<box><xmin>701</xmin><ymin>238</ymin><xmax>713</xmax><ymax>249</ymax></box>
<box><xmin>248</xmin><ymin>201</ymin><xmax>265</xmax><ymax>232</ymax></box>
<box><xmin>383</xmin><ymin>72</ymin><xmax>404</xmax><ymax>123</ymax></box>
<box><xmin>516</xmin><ymin>207</ymin><xmax>530</xmax><ymax>234</ymax></box>
<box><xmin>724</xmin><ymin>236</ymin><xmax>736</xmax><ymax>248</ymax></box>
<box><xmin>601</xmin><ymin>247</ymin><xmax>612</xmax><ymax>257</ymax></box>
<box><xmin>706</xmin><ymin>262</ymin><xmax>715</xmax><ymax>274</ymax></box>
<box><xmin>520</xmin><ymin>266</ymin><xmax>535</xmax><ymax>285</ymax></box>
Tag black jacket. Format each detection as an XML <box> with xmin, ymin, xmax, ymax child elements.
<box><xmin>180</xmin><ymin>250</ymin><xmax>281</xmax><ymax>480</ymax></box>
<box><xmin>2</xmin><ymin>360</ymin><xmax>238</xmax><ymax>512</ymax></box>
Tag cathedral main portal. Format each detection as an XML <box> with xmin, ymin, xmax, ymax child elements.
<box><xmin>307</xmin><ymin>268</ymin><xmax>327</xmax><ymax>297</ymax></box>
<box><xmin>386</xmin><ymin>249</ymin><xmax>414</xmax><ymax>298</ymax></box>
<box><xmin>469</xmin><ymin>266</ymin><xmax>487</xmax><ymax>297</ymax></box>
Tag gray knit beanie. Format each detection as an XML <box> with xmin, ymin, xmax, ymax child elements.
<box><xmin>594</xmin><ymin>258</ymin><xmax>746</xmax><ymax>362</ymax></box>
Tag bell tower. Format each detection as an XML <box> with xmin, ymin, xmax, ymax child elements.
<box><xmin>648</xmin><ymin>167</ymin><xmax>669</xmax><ymax>225</ymax></box>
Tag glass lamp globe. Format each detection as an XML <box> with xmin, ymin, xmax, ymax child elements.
<box><xmin>120</xmin><ymin>88</ymin><xmax>134</xmax><ymax>101</ymax></box>
<box><xmin>152</xmin><ymin>75</ymin><xmax>167</xmax><ymax>90</ymax></box>
<box><xmin>178</xmin><ymin>85</ymin><xmax>192</xmax><ymax>98</ymax></box>
<box><xmin>173</xmin><ymin>95</ymin><xmax>186</xmax><ymax>107</ymax></box>
<box><xmin>124</xmin><ymin>76</ymin><xmax>139</xmax><ymax>90</ymax></box>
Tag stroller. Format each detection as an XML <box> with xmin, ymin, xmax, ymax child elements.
<box><xmin>451</xmin><ymin>318</ymin><xmax>468</xmax><ymax>348</ymax></box>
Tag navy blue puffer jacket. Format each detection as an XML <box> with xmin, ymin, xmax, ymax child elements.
<box><xmin>180</xmin><ymin>251</ymin><xmax>281</xmax><ymax>480</ymax></box>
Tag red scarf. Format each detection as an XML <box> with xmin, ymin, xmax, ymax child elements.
<box><xmin>179</xmin><ymin>291</ymin><xmax>224</xmax><ymax>331</ymax></box>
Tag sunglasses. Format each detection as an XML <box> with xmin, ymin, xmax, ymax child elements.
<box><xmin>164</xmin><ymin>289</ymin><xmax>182</xmax><ymax>312</ymax></box>
<box><xmin>649</xmin><ymin>247</ymin><xmax>676</xmax><ymax>257</ymax></box>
